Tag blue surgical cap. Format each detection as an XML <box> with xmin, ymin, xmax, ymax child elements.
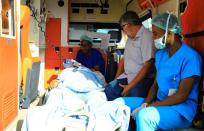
<box><xmin>80</xmin><ymin>35</ymin><xmax>92</xmax><ymax>44</ymax></box>
<box><xmin>152</xmin><ymin>12</ymin><xmax>181</xmax><ymax>34</ymax></box>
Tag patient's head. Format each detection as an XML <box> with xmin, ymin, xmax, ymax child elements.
<box><xmin>80</xmin><ymin>35</ymin><xmax>93</xmax><ymax>55</ymax></box>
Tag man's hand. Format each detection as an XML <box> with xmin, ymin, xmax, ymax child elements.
<box><xmin>119</xmin><ymin>83</ymin><xmax>131</xmax><ymax>96</ymax></box>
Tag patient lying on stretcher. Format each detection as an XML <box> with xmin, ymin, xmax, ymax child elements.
<box><xmin>48</xmin><ymin>59</ymin><xmax>106</xmax><ymax>90</ymax></box>
<box><xmin>43</xmin><ymin>65</ymin><xmax>107</xmax><ymax>104</ymax></box>
<box><xmin>21</xmin><ymin>64</ymin><xmax>130</xmax><ymax>131</ymax></box>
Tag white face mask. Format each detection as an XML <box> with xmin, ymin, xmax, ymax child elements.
<box><xmin>154</xmin><ymin>13</ymin><xmax>172</xmax><ymax>50</ymax></box>
<box><xmin>154</xmin><ymin>35</ymin><xmax>166</xmax><ymax>49</ymax></box>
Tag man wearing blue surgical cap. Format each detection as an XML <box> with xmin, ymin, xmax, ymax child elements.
<box><xmin>115</xmin><ymin>12</ymin><xmax>202</xmax><ymax>131</ymax></box>
<box><xmin>76</xmin><ymin>35</ymin><xmax>105</xmax><ymax>75</ymax></box>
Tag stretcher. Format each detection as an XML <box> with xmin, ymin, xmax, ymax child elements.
<box><xmin>21</xmin><ymin>66</ymin><xmax>130</xmax><ymax>131</ymax></box>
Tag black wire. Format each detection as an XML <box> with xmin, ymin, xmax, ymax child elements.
<box><xmin>126</xmin><ymin>0</ymin><xmax>133</xmax><ymax>11</ymax></box>
<box><xmin>27</xmin><ymin>2</ymin><xmax>63</xmax><ymax>61</ymax></box>
<box><xmin>28</xmin><ymin>3</ymin><xmax>45</xmax><ymax>34</ymax></box>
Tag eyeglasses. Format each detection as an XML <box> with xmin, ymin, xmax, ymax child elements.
<box><xmin>120</xmin><ymin>23</ymin><xmax>129</xmax><ymax>30</ymax></box>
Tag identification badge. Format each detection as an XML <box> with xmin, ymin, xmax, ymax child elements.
<box><xmin>168</xmin><ymin>89</ymin><xmax>177</xmax><ymax>96</ymax></box>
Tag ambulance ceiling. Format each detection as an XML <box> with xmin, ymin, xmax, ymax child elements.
<box><xmin>70</xmin><ymin>0</ymin><xmax>135</xmax><ymax>11</ymax></box>
<box><xmin>70</xmin><ymin>0</ymin><xmax>131</xmax><ymax>7</ymax></box>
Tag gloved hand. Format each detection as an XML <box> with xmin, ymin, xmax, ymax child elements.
<box><xmin>130</xmin><ymin>103</ymin><xmax>148</xmax><ymax>120</ymax></box>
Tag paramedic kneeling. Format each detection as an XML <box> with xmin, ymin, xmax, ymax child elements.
<box><xmin>115</xmin><ymin>12</ymin><xmax>202</xmax><ymax>131</ymax></box>
<box><xmin>76</xmin><ymin>35</ymin><xmax>105</xmax><ymax>75</ymax></box>
<box><xmin>104</xmin><ymin>11</ymin><xmax>155</xmax><ymax>100</ymax></box>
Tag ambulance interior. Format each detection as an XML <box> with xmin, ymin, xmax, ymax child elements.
<box><xmin>0</xmin><ymin>0</ymin><xmax>204</xmax><ymax>131</ymax></box>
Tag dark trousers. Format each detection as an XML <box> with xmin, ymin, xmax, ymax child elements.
<box><xmin>104</xmin><ymin>78</ymin><xmax>154</xmax><ymax>101</ymax></box>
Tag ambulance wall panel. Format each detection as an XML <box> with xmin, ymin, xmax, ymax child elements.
<box><xmin>183</xmin><ymin>37</ymin><xmax>204</xmax><ymax>57</ymax></box>
<box><xmin>151</xmin><ymin>0</ymin><xmax>179</xmax><ymax>17</ymax></box>
<box><xmin>60</xmin><ymin>47</ymin><xmax>80</xmax><ymax>60</ymax></box>
<box><xmin>45</xmin><ymin>18</ymin><xmax>61</xmax><ymax>69</ymax></box>
<box><xmin>70</xmin><ymin>0</ymin><xmax>123</xmax><ymax>23</ymax></box>
<box><xmin>181</xmin><ymin>0</ymin><xmax>204</xmax><ymax>35</ymax></box>
<box><xmin>45</xmin><ymin>0</ymin><xmax>68</xmax><ymax>46</ymax></box>
<box><xmin>44</xmin><ymin>69</ymin><xmax>61</xmax><ymax>88</ymax></box>
<box><xmin>184</xmin><ymin>36</ymin><xmax>204</xmax><ymax>112</ymax></box>
<box><xmin>45</xmin><ymin>47</ymin><xmax>61</xmax><ymax>60</ymax></box>
<box><xmin>0</xmin><ymin>0</ymin><xmax>19</xmax><ymax>128</ymax></box>
<box><xmin>45</xmin><ymin>18</ymin><xmax>61</xmax><ymax>46</ymax></box>
<box><xmin>181</xmin><ymin>0</ymin><xmax>204</xmax><ymax>113</ymax></box>
<box><xmin>138</xmin><ymin>0</ymin><xmax>169</xmax><ymax>11</ymax></box>
<box><xmin>45</xmin><ymin>59</ymin><xmax>62</xmax><ymax>69</ymax></box>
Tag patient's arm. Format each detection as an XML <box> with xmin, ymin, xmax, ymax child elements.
<box><xmin>92</xmin><ymin>65</ymin><xmax>100</xmax><ymax>71</ymax></box>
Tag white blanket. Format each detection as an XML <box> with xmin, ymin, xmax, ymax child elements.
<box><xmin>21</xmin><ymin>67</ymin><xmax>130</xmax><ymax>131</ymax></box>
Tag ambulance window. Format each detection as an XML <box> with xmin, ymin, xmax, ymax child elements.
<box><xmin>0</xmin><ymin>0</ymin><xmax>16</xmax><ymax>38</ymax></box>
<box><xmin>142</xmin><ymin>18</ymin><xmax>152</xmax><ymax>31</ymax></box>
<box><xmin>68</xmin><ymin>22</ymin><xmax>121</xmax><ymax>46</ymax></box>
<box><xmin>140</xmin><ymin>10</ymin><xmax>152</xmax><ymax>30</ymax></box>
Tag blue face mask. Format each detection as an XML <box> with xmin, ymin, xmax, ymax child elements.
<box><xmin>154</xmin><ymin>13</ymin><xmax>172</xmax><ymax>50</ymax></box>
<box><xmin>154</xmin><ymin>35</ymin><xmax>166</xmax><ymax>49</ymax></box>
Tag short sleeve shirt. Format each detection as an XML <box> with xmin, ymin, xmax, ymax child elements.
<box><xmin>155</xmin><ymin>42</ymin><xmax>202</xmax><ymax>122</ymax></box>
<box><xmin>76</xmin><ymin>48</ymin><xmax>105</xmax><ymax>75</ymax></box>
<box><xmin>120</xmin><ymin>26</ymin><xmax>155</xmax><ymax>83</ymax></box>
